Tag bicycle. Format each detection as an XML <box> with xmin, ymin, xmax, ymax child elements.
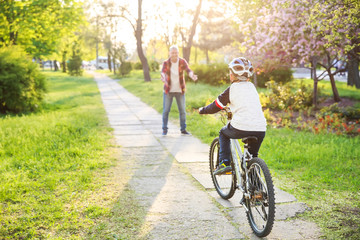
<box><xmin>209</xmin><ymin>107</ymin><xmax>275</xmax><ymax>237</ymax></box>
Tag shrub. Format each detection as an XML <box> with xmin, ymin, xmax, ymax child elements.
<box><xmin>187</xmin><ymin>63</ymin><xmax>229</xmax><ymax>86</ymax></box>
<box><xmin>0</xmin><ymin>46</ymin><xmax>46</xmax><ymax>113</ymax></box>
<box><xmin>67</xmin><ymin>53</ymin><xmax>83</xmax><ymax>76</ymax></box>
<box><xmin>320</xmin><ymin>103</ymin><xmax>360</xmax><ymax>120</ymax></box>
<box><xmin>119</xmin><ymin>61</ymin><xmax>132</xmax><ymax>76</ymax></box>
<box><xmin>133</xmin><ymin>62</ymin><xmax>142</xmax><ymax>70</ymax></box>
<box><xmin>260</xmin><ymin>80</ymin><xmax>313</xmax><ymax>110</ymax></box>
<box><xmin>149</xmin><ymin>60</ymin><xmax>160</xmax><ymax>72</ymax></box>
<box><xmin>256</xmin><ymin>67</ymin><xmax>293</xmax><ymax>88</ymax></box>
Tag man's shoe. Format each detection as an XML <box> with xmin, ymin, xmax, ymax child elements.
<box><xmin>181</xmin><ymin>130</ymin><xmax>191</xmax><ymax>135</ymax></box>
<box><xmin>162</xmin><ymin>130</ymin><xmax>167</xmax><ymax>136</ymax></box>
<box><xmin>214</xmin><ymin>160</ymin><xmax>232</xmax><ymax>175</ymax></box>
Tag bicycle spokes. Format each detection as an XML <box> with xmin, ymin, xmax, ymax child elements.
<box><xmin>246</xmin><ymin>159</ymin><xmax>275</xmax><ymax>237</ymax></box>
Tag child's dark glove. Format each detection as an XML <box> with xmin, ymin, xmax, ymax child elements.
<box><xmin>198</xmin><ymin>107</ymin><xmax>205</xmax><ymax>114</ymax></box>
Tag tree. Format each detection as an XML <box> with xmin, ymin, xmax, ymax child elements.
<box><xmin>197</xmin><ymin>8</ymin><xmax>233</xmax><ymax>64</ymax></box>
<box><xmin>151</xmin><ymin>3</ymin><xmax>180</xmax><ymax>51</ymax></box>
<box><xmin>178</xmin><ymin>0</ymin><xmax>203</xmax><ymax>63</ymax></box>
<box><xmin>0</xmin><ymin>0</ymin><xmax>84</xmax><ymax>59</ymax></box>
<box><xmin>116</xmin><ymin>0</ymin><xmax>151</xmax><ymax>81</ymax></box>
<box><xmin>234</xmin><ymin>0</ymin><xmax>343</xmax><ymax>105</ymax></box>
<box><xmin>310</xmin><ymin>0</ymin><xmax>360</xmax><ymax>89</ymax></box>
<box><xmin>67</xmin><ymin>40</ymin><xmax>83</xmax><ymax>76</ymax></box>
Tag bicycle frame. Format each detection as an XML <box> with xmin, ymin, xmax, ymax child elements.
<box><xmin>230</xmin><ymin>139</ymin><xmax>251</xmax><ymax>202</ymax></box>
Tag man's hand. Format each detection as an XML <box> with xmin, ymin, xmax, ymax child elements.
<box><xmin>189</xmin><ymin>72</ymin><xmax>198</xmax><ymax>81</ymax></box>
<box><xmin>161</xmin><ymin>72</ymin><xmax>167</xmax><ymax>82</ymax></box>
<box><xmin>161</xmin><ymin>73</ymin><xmax>169</xmax><ymax>87</ymax></box>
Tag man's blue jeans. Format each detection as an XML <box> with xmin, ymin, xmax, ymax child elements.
<box><xmin>162</xmin><ymin>92</ymin><xmax>186</xmax><ymax>132</ymax></box>
<box><xmin>219</xmin><ymin>123</ymin><xmax>265</xmax><ymax>161</ymax></box>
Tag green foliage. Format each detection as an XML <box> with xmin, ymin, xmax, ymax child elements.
<box><xmin>67</xmin><ymin>54</ymin><xmax>83</xmax><ymax>76</ymax></box>
<box><xmin>260</xmin><ymin>80</ymin><xmax>313</xmax><ymax>110</ymax></box>
<box><xmin>149</xmin><ymin>60</ymin><xmax>160</xmax><ymax>72</ymax></box>
<box><xmin>188</xmin><ymin>63</ymin><xmax>229</xmax><ymax>86</ymax></box>
<box><xmin>320</xmin><ymin>103</ymin><xmax>360</xmax><ymax>121</ymax></box>
<box><xmin>309</xmin><ymin>0</ymin><xmax>360</xmax><ymax>56</ymax></box>
<box><xmin>133</xmin><ymin>61</ymin><xmax>143</xmax><ymax>70</ymax></box>
<box><xmin>119</xmin><ymin>61</ymin><xmax>132</xmax><ymax>76</ymax></box>
<box><xmin>0</xmin><ymin>71</ymin><xmax>113</xmax><ymax>238</ymax></box>
<box><xmin>0</xmin><ymin>0</ymin><xmax>85</xmax><ymax>58</ymax></box>
<box><xmin>256</xmin><ymin>67</ymin><xmax>294</xmax><ymax>88</ymax></box>
<box><xmin>0</xmin><ymin>46</ymin><xmax>46</xmax><ymax>113</ymax></box>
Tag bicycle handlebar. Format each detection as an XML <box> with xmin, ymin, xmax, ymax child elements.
<box><xmin>223</xmin><ymin>107</ymin><xmax>232</xmax><ymax>120</ymax></box>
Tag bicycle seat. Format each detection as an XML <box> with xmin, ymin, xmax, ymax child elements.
<box><xmin>242</xmin><ymin>136</ymin><xmax>258</xmax><ymax>144</ymax></box>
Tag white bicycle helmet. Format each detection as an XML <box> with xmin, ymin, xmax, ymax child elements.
<box><xmin>228</xmin><ymin>57</ymin><xmax>254</xmax><ymax>80</ymax></box>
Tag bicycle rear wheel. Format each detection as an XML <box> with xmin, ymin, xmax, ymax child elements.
<box><xmin>209</xmin><ymin>137</ymin><xmax>236</xmax><ymax>199</ymax></box>
<box><xmin>245</xmin><ymin>157</ymin><xmax>275</xmax><ymax>237</ymax></box>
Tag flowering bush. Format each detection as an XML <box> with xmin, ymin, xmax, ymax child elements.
<box><xmin>265</xmin><ymin>108</ymin><xmax>360</xmax><ymax>136</ymax></box>
<box><xmin>260</xmin><ymin>80</ymin><xmax>313</xmax><ymax>111</ymax></box>
<box><xmin>320</xmin><ymin>103</ymin><xmax>360</xmax><ymax>121</ymax></box>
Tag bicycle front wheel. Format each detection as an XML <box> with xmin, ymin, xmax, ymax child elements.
<box><xmin>245</xmin><ymin>157</ymin><xmax>275</xmax><ymax>237</ymax></box>
<box><xmin>209</xmin><ymin>137</ymin><xmax>236</xmax><ymax>199</ymax></box>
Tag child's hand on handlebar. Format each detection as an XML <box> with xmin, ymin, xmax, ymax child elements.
<box><xmin>198</xmin><ymin>107</ymin><xmax>204</xmax><ymax>114</ymax></box>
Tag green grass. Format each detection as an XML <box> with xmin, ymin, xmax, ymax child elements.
<box><xmin>114</xmin><ymin>70</ymin><xmax>360</xmax><ymax>239</ymax></box>
<box><xmin>0</xmin><ymin>71</ymin><xmax>116</xmax><ymax>239</ymax></box>
<box><xmin>298</xmin><ymin>78</ymin><xmax>360</xmax><ymax>101</ymax></box>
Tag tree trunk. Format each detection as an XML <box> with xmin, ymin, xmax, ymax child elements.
<box><xmin>54</xmin><ymin>60</ymin><xmax>58</xmax><ymax>71</ymax></box>
<box><xmin>136</xmin><ymin>0</ymin><xmax>151</xmax><ymax>82</ymax></box>
<box><xmin>328</xmin><ymin>70</ymin><xmax>341</xmax><ymax>102</ymax></box>
<box><xmin>182</xmin><ymin>0</ymin><xmax>202</xmax><ymax>63</ymax></box>
<box><xmin>347</xmin><ymin>51</ymin><xmax>360</xmax><ymax>89</ymax></box>
<box><xmin>205</xmin><ymin>49</ymin><xmax>209</xmax><ymax>64</ymax></box>
<box><xmin>311</xmin><ymin>58</ymin><xmax>319</xmax><ymax>107</ymax></box>
<box><xmin>194</xmin><ymin>46</ymin><xmax>198</xmax><ymax>64</ymax></box>
<box><xmin>107</xmin><ymin>51</ymin><xmax>112</xmax><ymax>72</ymax></box>
<box><xmin>62</xmin><ymin>51</ymin><xmax>67</xmax><ymax>73</ymax></box>
<box><xmin>9</xmin><ymin>31</ymin><xmax>17</xmax><ymax>45</ymax></box>
<box><xmin>313</xmin><ymin>78</ymin><xmax>318</xmax><ymax>107</ymax></box>
<box><xmin>112</xmin><ymin>53</ymin><xmax>116</xmax><ymax>75</ymax></box>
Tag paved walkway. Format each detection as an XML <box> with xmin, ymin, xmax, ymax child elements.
<box><xmin>93</xmin><ymin>72</ymin><xmax>322</xmax><ymax>239</ymax></box>
<box><xmin>292</xmin><ymin>67</ymin><xmax>347</xmax><ymax>82</ymax></box>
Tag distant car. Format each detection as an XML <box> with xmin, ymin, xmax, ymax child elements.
<box><xmin>42</xmin><ymin>60</ymin><xmax>60</xmax><ymax>69</ymax></box>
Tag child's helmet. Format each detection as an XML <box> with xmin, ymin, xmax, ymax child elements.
<box><xmin>228</xmin><ymin>57</ymin><xmax>254</xmax><ymax>80</ymax></box>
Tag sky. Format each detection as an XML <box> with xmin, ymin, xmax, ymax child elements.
<box><xmin>86</xmin><ymin>0</ymin><xmax>226</xmax><ymax>53</ymax></box>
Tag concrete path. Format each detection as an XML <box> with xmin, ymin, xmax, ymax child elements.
<box><xmin>93</xmin><ymin>72</ymin><xmax>322</xmax><ymax>239</ymax></box>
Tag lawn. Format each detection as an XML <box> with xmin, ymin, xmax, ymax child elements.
<box><xmin>0</xmin><ymin>71</ymin><xmax>143</xmax><ymax>239</ymax></box>
<box><xmin>111</xmin><ymin>70</ymin><xmax>360</xmax><ymax>239</ymax></box>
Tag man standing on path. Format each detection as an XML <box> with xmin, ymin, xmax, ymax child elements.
<box><xmin>161</xmin><ymin>45</ymin><xmax>198</xmax><ymax>136</ymax></box>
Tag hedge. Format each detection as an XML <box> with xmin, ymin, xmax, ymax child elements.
<box><xmin>0</xmin><ymin>46</ymin><xmax>46</xmax><ymax>113</ymax></box>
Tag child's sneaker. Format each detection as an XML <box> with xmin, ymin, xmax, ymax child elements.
<box><xmin>214</xmin><ymin>159</ymin><xmax>232</xmax><ymax>175</ymax></box>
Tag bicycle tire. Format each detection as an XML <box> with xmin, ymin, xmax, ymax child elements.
<box><xmin>245</xmin><ymin>157</ymin><xmax>275</xmax><ymax>237</ymax></box>
<box><xmin>209</xmin><ymin>137</ymin><xmax>236</xmax><ymax>199</ymax></box>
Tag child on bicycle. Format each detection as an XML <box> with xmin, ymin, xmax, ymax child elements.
<box><xmin>198</xmin><ymin>57</ymin><xmax>267</xmax><ymax>175</ymax></box>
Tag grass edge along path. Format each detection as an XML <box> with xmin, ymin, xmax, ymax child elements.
<box><xmin>111</xmin><ymin>70</ymin><xmax>360</xmax><ymax>240</ymax></box>
<box><xmin>0</xmin><ymin>71</ymin><xmax>146</xmax><ymax>239</ymax></box>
